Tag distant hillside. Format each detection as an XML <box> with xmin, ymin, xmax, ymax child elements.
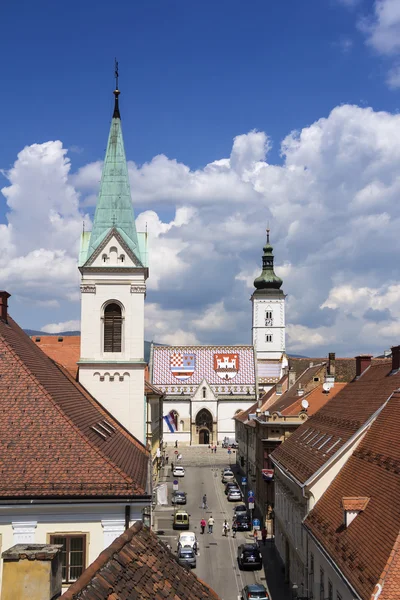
<box><xmin>25</xmin><ymin>329</ymin><xmax>80</xmax><ymax>337</ymax></box>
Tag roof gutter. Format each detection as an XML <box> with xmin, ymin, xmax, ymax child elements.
<box><xmin>0</xmin><ymin>496</ymin><xmax>152</xmax><ymax>506</ymax></box>
<box><xmin>270</xmin><ymin>454</ymin><xmax>306</xmax><ymax>490</ymax></box>
<box><xmin>303</xmin><ymin>391</ymin><xmax>395</xmax><ymax>489</ymax></box>
<box><xmin>304</xmin><ymin>522</ymin><xmax>362</xmax><ymax>600</ymax></box>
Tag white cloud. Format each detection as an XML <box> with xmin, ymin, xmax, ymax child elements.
<box><xmin>41</xmin><ymin>319</ymin><xmax>81</xmax><ymax>333</ymax></box>
<box><xmin>3</xmin><ymin>104</ymin><xmax>400</xmax><ymax>355</ymax></box>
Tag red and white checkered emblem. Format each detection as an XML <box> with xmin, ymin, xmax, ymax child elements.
<box><xmin>170</xmin><ymin>353</ymin><xmax>196</xmax><ymax>380</ymax></box>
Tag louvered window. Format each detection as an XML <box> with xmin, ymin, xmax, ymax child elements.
<box><xmin>104</xmin><ymin>303</ymin><xmax>122</xmax><ymax>352</ymax></box>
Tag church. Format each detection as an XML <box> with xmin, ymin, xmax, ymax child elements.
<box><xmin>58</xmin><ymin>77</ymin><xmax>288</xmax><ymax>448</ymax></box>
<box><xmin>151</xmin><ymin>230</ymin><xmax>288</xmax><ymax>445</ymax></box>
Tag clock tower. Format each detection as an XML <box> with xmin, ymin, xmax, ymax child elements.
<box><xmin>251</xmin><ymin>229</ymin><xmax>287</xmax><ymax>390</ymax></box>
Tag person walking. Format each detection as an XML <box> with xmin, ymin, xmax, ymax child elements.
<box><xmin>207</xmin><ymin>516</ymin><xmax>215</xmax><ymax>534</ymax></box>
<box><xmin>261</xmin><ymin>527</ymin><xmax>267</xmax><ymax>545</ymax></box>
<box><xmin>165</xmin><ymin>455</ymin><xmax>169</xmax><ymax>465</ymax></box>
<box><xmin>200</xmin><ymin>518</ymin><xmax>206</xmax><ymax>534</ymax></box>
<box><xmin>214</xmin><ymin>445</ymin><xmax>217</xmax><ymax>454</ymax></box>
<box><xmin>202</xmin><ymin>494</ymin><xmax>208</xmax><ymax>509</ymax></box>
<box><xmin>223</xmin><ymin>519</ymin><xmax>229</xmax><ymax>536</ymax></box>
<box><xmin>171</xmin><ymin>461</ymin><xmax>174</xmax><ymax>472</ymax></box>
<box><xmin>175</xmin><ymin>440</ymin><xmax>178</xmax><ymax>448</ymax></box>
<box><xmin>253</xmin><ymin>528</ymin><xmax>258</xmax><ymax>542</ymax></box>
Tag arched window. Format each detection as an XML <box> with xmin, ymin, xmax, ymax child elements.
<box><xmin>202</xmin><ymin>387</ymin><xmax>206</xmax><ymax>399</ymax></box>
<box><xmin>104</xmin><ymin>303</ymin><xmax>122</xmax><ymax>352</ymax></box>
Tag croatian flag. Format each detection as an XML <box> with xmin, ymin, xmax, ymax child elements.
<box><xmin>164</xmin><ymin>413</ymin><xmax>177</xmax><ymax>433</ymax></box>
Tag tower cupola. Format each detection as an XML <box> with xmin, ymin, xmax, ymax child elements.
<box><xmin>253</xmin><ymin>229</ymin><xmax>283</xmax><ymax>291</ymax></box>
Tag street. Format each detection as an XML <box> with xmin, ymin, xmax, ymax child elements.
<box><xmin>154</xmin><ymin>447</ymin><xmax>271</xmax><ymax>600</ymax></box>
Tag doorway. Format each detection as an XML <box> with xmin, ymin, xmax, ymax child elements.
<box><xmin>199</xmin><ymin>429</ymin><xmax>210</xmax><ymax>444</ymax></box>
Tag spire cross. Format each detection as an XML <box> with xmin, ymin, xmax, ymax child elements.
<box><xmin>266</xmin><ymin>227</ymin><xmax>270</xmax><ymax>244</ymax></box>
<box><xmin>114</xmin><ymin>59</ymin><xmax>119</xmax><ymax>90</ymax></box>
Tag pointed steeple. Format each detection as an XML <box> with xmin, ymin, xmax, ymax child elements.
<box><xmin>86</xmin><ymin>66</ymin><xmax>142</xmax><ymax>264</ymax></box>
<box><xmin>253</xmin><ymin>228</ymin><xmax>283</xmax><ymax>291</ymax></box>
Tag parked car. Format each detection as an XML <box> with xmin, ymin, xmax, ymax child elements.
<box><xmin>233</xmin><ymin>504</ymin><xmax>248</xmax><ymax>518</ymax></box>
<box><xmin>233</xmin><ymin>514</ymin><xmax>251</xmax><ymax>531</ymax></box>
<box><xmin>173</xmin><ymin>466</ymin><xmax>185</xmax><ymax>477</ymax></box>
<box><xmin>237</xmin><ymin>544</ymin><xmax>263</xmax><ymax>570</ymax></box>
<box><xmin>228</xmin><ymin>488</ymin><xmax>242</xmax><ymax>502</ymax></box>
<box><xmin>171</xmin><ymin>490</ymin><xmax>187</xmax><ymax>505</ymax></box>
<box><xmin>222</xmin><ymin>470</ymin><xmax>235</xmax><ymax>483</ymax></box>
<box><xmin>173</xmin><ymin>510</ymin><xmax>190</xmax><ymax>530</ymax></box>
<box><xmin>241</xmin><ymin>584</ymin><xmax>270</xmax><ymax>599</ymax></box>
<box><xmin>225</xmin><ymin>482</ymin><xmax>240</xmax><ymax>495</ymax></box>
<box><xmin>177</xmin><ymin>531</ymin><xmax>198</xmax><ymax>554</ymax></box>
<box><xmin>177</xmin><ymin>547</ymin><xmax>196</xmax><ymax>568</ymax></box>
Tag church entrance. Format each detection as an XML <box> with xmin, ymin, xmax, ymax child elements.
<box><xmin>199</xmin><ymin>429</ymin><xmax>210</xmax><ymax>445</ymax></box>
<box><xmin>195</xmin><ymin>408</ymin><xmax>213</xmax><ymax>445</ymax></box>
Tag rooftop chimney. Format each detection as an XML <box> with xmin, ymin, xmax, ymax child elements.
<box><xmin>288</xmin><ymin>367</ymin><xmax>296</xmax><ymax>389</ymax></box>
<box><xmin>0</xmin><ymin>291</ymin><xmax>10</xmax><ymax>323</ymax></box>
<box><xmin>392</xmin><ymin>345</ymin><xmax>400</xmax><ymax>372</ymax></box>
<box><xmin>328</xmin><ymin>352</ymin><xmax>336</xmax><ymax>378</ymax></box>
<box><xmin>1</xmin><ymin>543</ymin><xmax>62</xmax><ymax>600</ymax></box>
<box><xmin>355</xmin><ymin>355</ymin><xmax>372</xmax><ymax>378</ymax></box>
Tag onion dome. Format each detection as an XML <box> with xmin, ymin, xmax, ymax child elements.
<box><xmin>254</xmin><ymin>229</ymin><xmax>283</xmax><ymax>290</ymax></box>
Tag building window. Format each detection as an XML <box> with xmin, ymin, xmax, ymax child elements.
<box><xmin>265</xmin><ymin>310</ymin><xmax>273</xmax><ymax>326</ymax></box>
<box><xmin>320</xmin><ymin>568</ymin><xmax>325</xmax><ymax>600</ymax></box>
<box><xmin>202</xmin><ymin>387</ymin><xmax>206</xmax><ymax>399</ymax></box>
<box><xmin>50</xmin><ymin>534</ymin><xmax>86</xmax><ymax>583</ymax></box>
<box><xmin>104</xmin><ymin>303</ymin><xmax>122</xmax><ymax>352</ymax></box>
<box><xmin>328</xmin><ymin>580</ymin><xmax>333</xmax><ymax>600</ymax></box>
<box><xmin>265</xmin><ymin>334</ymin><xmax>273</xmax><ymax>343</ymax></box>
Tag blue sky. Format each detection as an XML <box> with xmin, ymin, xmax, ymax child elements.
<box><xmin>1</xmin><ymin>0</ymin><xmax>400</xmax><ymax>356</ymax></box>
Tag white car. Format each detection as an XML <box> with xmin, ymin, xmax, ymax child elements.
<box><xmin>173</xmin><ymin>466</ymin><xmax>185</xmax><ymax>477</ymax></box>
<box><xmin>177</xmin><ymin>531</ymin><xmax>198</xmax><ymax>554</ymax></box>
<box><xmin>228</xmin><ymin>488</ymin><xmax>242</xmax><ymax>502</ymax></box>
<box><xmin>222</xmin><ymin>470</ymin><xmax>235</xmax><ymax>483</ymax></box>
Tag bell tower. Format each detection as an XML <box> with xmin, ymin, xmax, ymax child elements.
<box><xmin>251</xmin><ymin>229</ymin><xmax>287</xmax><ymax>390</ymax></box>
<box><xmin>78</xmin><ymin>68</ymin><xmax>148</xmax><ymax>443</ymax></box>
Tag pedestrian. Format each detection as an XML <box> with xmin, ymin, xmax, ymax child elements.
<box><xmin>165</xmin><ymin>455</ymin><xmax>169</xmax><ymax>465</ymax></box>
<box><xmin>261</xmin><ymin>527</ymin><xmax>267</xmax><ymax>545</ymax></box>
<box><xmin>202</xmin><ymin>494</ymin><xmax>208</xmax><ymax>509</ymax></box>
<box><xmin>222</xmin><ymin>519</ymin><xmax>230</xmax><ymax>536</ymax></box>
<box><xmin>253</xmin><ymin>528</ymin><xmax>258</xmax><ymax>542</ymax></box>
<box><xmin>175</xmin><ymin>440</ymin><xmax>178</xmax><ymax>448</ymax></box>
<box><xmin>177</xmin><ymin>453</ymin><xmax>182</xmax><ymax>462</ymax></box>
<box><xmin>171</xmin><ymin>461</ymin><xmax>174</xmax><ymax>472</ymax></box>
<box><xmin>200</xmin><ymin>518</ymin><xmax>206</xmax><ymax>534</ymax></box>
<box><xmin>232</xmin><ymin>522</ymin><xmax>237</xmax><ymax>538</ymax></box>
<box><xmin>207</xmin><ymin>515</ymin><xmax>215</xmax><ymax>533</ymax></box>
<box><xmin>214</xmin><ymin>445</ymin><xmax>217</xmax><ymax>453</ymax></box>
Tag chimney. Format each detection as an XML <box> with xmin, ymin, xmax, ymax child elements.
<box><xmin>355</xmin><ymin>355</ymin><xmax>372</xmax><ymax>377</ymax></box>
<box><xmin>1</xmin><ymin>543</ymin><xmax>62</xmax><ymax>600</ymax></box>
<box><xmin>0</xmin><ymin>291</ymin><xmax>11</xmax><ymax>323</ymax></box>
<box><xmin>288</xmin><ymin>367</ymin><xmax>296</xmax><ymax>388</ymax></box>
<box><xmin>297</xmin><ymin>384</ymin><xmax>304</xmax><ymax>397</ymax></box>
<box><xmin>392</xmin><ymin>345</ymin><xmax>400</xmax><ymax>372</ymax></box>
<box><xmin>328</xmin><ymin>352</ymin><xmax>336</xmax><ymax>378</ymax></box>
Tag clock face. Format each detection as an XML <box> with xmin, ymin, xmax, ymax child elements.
<box><xmin>265</xmin><ymin>319</ymin><xmax>273</xmax><ymax>326</ymax></box>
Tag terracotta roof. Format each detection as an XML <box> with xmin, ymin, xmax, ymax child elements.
<box><xmin>341</xmin><ymin>496</ymin><xmax>370</xmax><ymax>511</ymax></box>
<box><xmin>282</xmin><ymin>382</ymin><xmax>347</xmax><ymax>417</ymax></box>
<box><xmin>267</xmin><ymin>364</ymin><xmax>326</xmax><ymax>415</ymax></box>
<box><xmin>1</xmin><ymin>315</ymin><xmax>149</xmax><ymax>498</ymax></box>
<box><xmin>31</xmin><ymin>335</ymin><xmax>80</xmax><ymax>379</ymax></box>
<box><xmin>289</xmin><ymin>357</ymin><xmax>387</xmax><ymax>383</ymax></box>
<box><xmin>145</xmin><ymin>380</ymin><xmax>164</xmax><ymax>396</ymax></box>
<box><xmin>61</xmin><ymin>521</ymin><xmax>220</xmax><ymax>600</ymax></box>
<box><xmin>304</xmin><ymin>390</ymin><xmax>400</xmax><ymax>600</ymax></box>
<box><xmin>272</xmin><ymin>360</ymin><xmax>399</xmax><ymax>484</ymax></box>
<box><xmin>259</xmin><ymin>375</ymin><xmax>289</xmax><ymax>411</ymax></box>
<box><xmin>234</xmin><ymin>400</ymin><xmax>258</xmax><ymax>423</ymax></box>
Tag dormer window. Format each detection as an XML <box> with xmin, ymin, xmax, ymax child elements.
<box><xmin>342</xmin><ymin>497</ymin><xmax>370</xmax><ymax>528</ymax></box>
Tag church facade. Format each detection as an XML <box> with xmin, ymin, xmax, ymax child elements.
<box><xmin>151</xmin><ymin>230</ymin><xmax>288</xmax><ymax>445</ymax></box>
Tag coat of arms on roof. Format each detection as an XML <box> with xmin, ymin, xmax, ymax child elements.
<box><xmin>213</xmin><ymin>353</ymin><xmax>239</xmax><ymax>380</ymax></box>
<box><xmin>170</xmin><ymin>353</ymin><xmax>196</xmax><ymax>380</ymax></box>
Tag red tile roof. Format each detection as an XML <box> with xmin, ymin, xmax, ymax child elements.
<box><xmin>1</xmin><ymin>316</ymin><xmax>149</xmax><ymax>498</ymax></box>
<box><xmin>304</xmin><ymin>390</ymin><xmax>400</xmax><ymax>600</ymax></box>
<box><xmin>61</xmin><ymin>521</ymin><xmax>221</xmax><ymax>600</ymax></box>
<box><xmin>31</xmin><ymin>335</ymin><xmax>80</xmax><ymax>378</ymax></box>
<box><xmin>272</xmin><ymin>360</ymin><xmax>400</xmax><ymax>484</ymax></box>
<box><xmin>282</xmin><ymin>382</ymin><xmax>347</xmax><ymax>417</ymax></box>
<box><xmin>267</xmin><ymin>364</ymin><xmax>326</xmax><ymax>415</ymax></box>
<box><xmin>342</xmin><ymin>496</ymin><xmax>370</xmax><ymax>511</ymax></box>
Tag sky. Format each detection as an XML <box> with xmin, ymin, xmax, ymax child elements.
<box><xmin>1</xmin><ymin>0</ymin><xmax>400</xmax><ymax>357</ymax></box>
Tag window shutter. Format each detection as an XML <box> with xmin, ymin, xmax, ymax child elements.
<box><xmin>104</xmin><ymin>303</ymin><xmax>122</xmax><ymax>352</ymax></box>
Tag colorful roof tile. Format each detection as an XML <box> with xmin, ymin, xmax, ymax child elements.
<box><xmin>61</xmin><ymin>522</ymin><xmax>220</xmax><ymax>600</ymax></box>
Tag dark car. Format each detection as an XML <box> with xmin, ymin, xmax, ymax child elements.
<box><xmin>233</xmin><ymin>504</ymin><xmax>248</xmax><ymax>518</ymax></box>
<box><xmin>171</xmin><ymin>491</ymin><xmax>187</xmax><ymax>505</ymax></box>
<box><xmin>225</xmin><ymin>482</ymin><xmax>239</xmax><ymax>495</ymax></box>
<box><xmin>237</xmin><ymin>543</ymin><xmax>263</xmax><ymax>570</ymax></box>
<box><xmin>233</xmin><ymin>514</ymin><xmax>251</xmax><ymax>531</ymax></box>
<box><xmin>241</xmin><ymin>584</ymin><xmax>270</xmax><ymax>599</ymax></box>
<box><xmin>177</xmin><ymin>547</ymin><xmax>196</xmax><ymax>568</ymax></box>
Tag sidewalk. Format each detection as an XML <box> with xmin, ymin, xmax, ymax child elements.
<box><xmin>259</xmin><ymin>537</ymin><xmax>292</xmax><ymax>600</ymax></box>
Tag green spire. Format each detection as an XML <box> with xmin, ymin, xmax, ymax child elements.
<box><xmin>254</xmin><ymin>229</ymin><xmax>283</xmax><ymax>291</ymax></box>
<box><xmin>86</xmin><ymin>79</ymin><xmax>142</xmax><ymax>264</ymax></box>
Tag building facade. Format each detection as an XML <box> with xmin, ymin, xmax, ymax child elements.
<box><xmin>77</xmin><ymin>84</ymin><xmax>149</xmax><ymax>443</ymax></box>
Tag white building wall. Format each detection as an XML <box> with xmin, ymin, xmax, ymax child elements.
<box><xmin>307</xmin><ymin>535</ymin><xmax>356</xmax><ymax>600</ymax></box>
<box><xmin>0</xmin><ymin>503</ymin><xmax>145</xmax><ymax>594</ymax></box>
<box><xmin>162</xmin><ymin>400</ymin><xmax>191</xmax><ymax>446</ymax></box>
<box><xmin>252</xmin><ymin>296</ymin><xmax>285</xmax><ymax>361</ymax></box>
<box><xmin>217</xmin><ymin>400</ymin><xmax>253</xmax><ymax>442</ymax></box>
